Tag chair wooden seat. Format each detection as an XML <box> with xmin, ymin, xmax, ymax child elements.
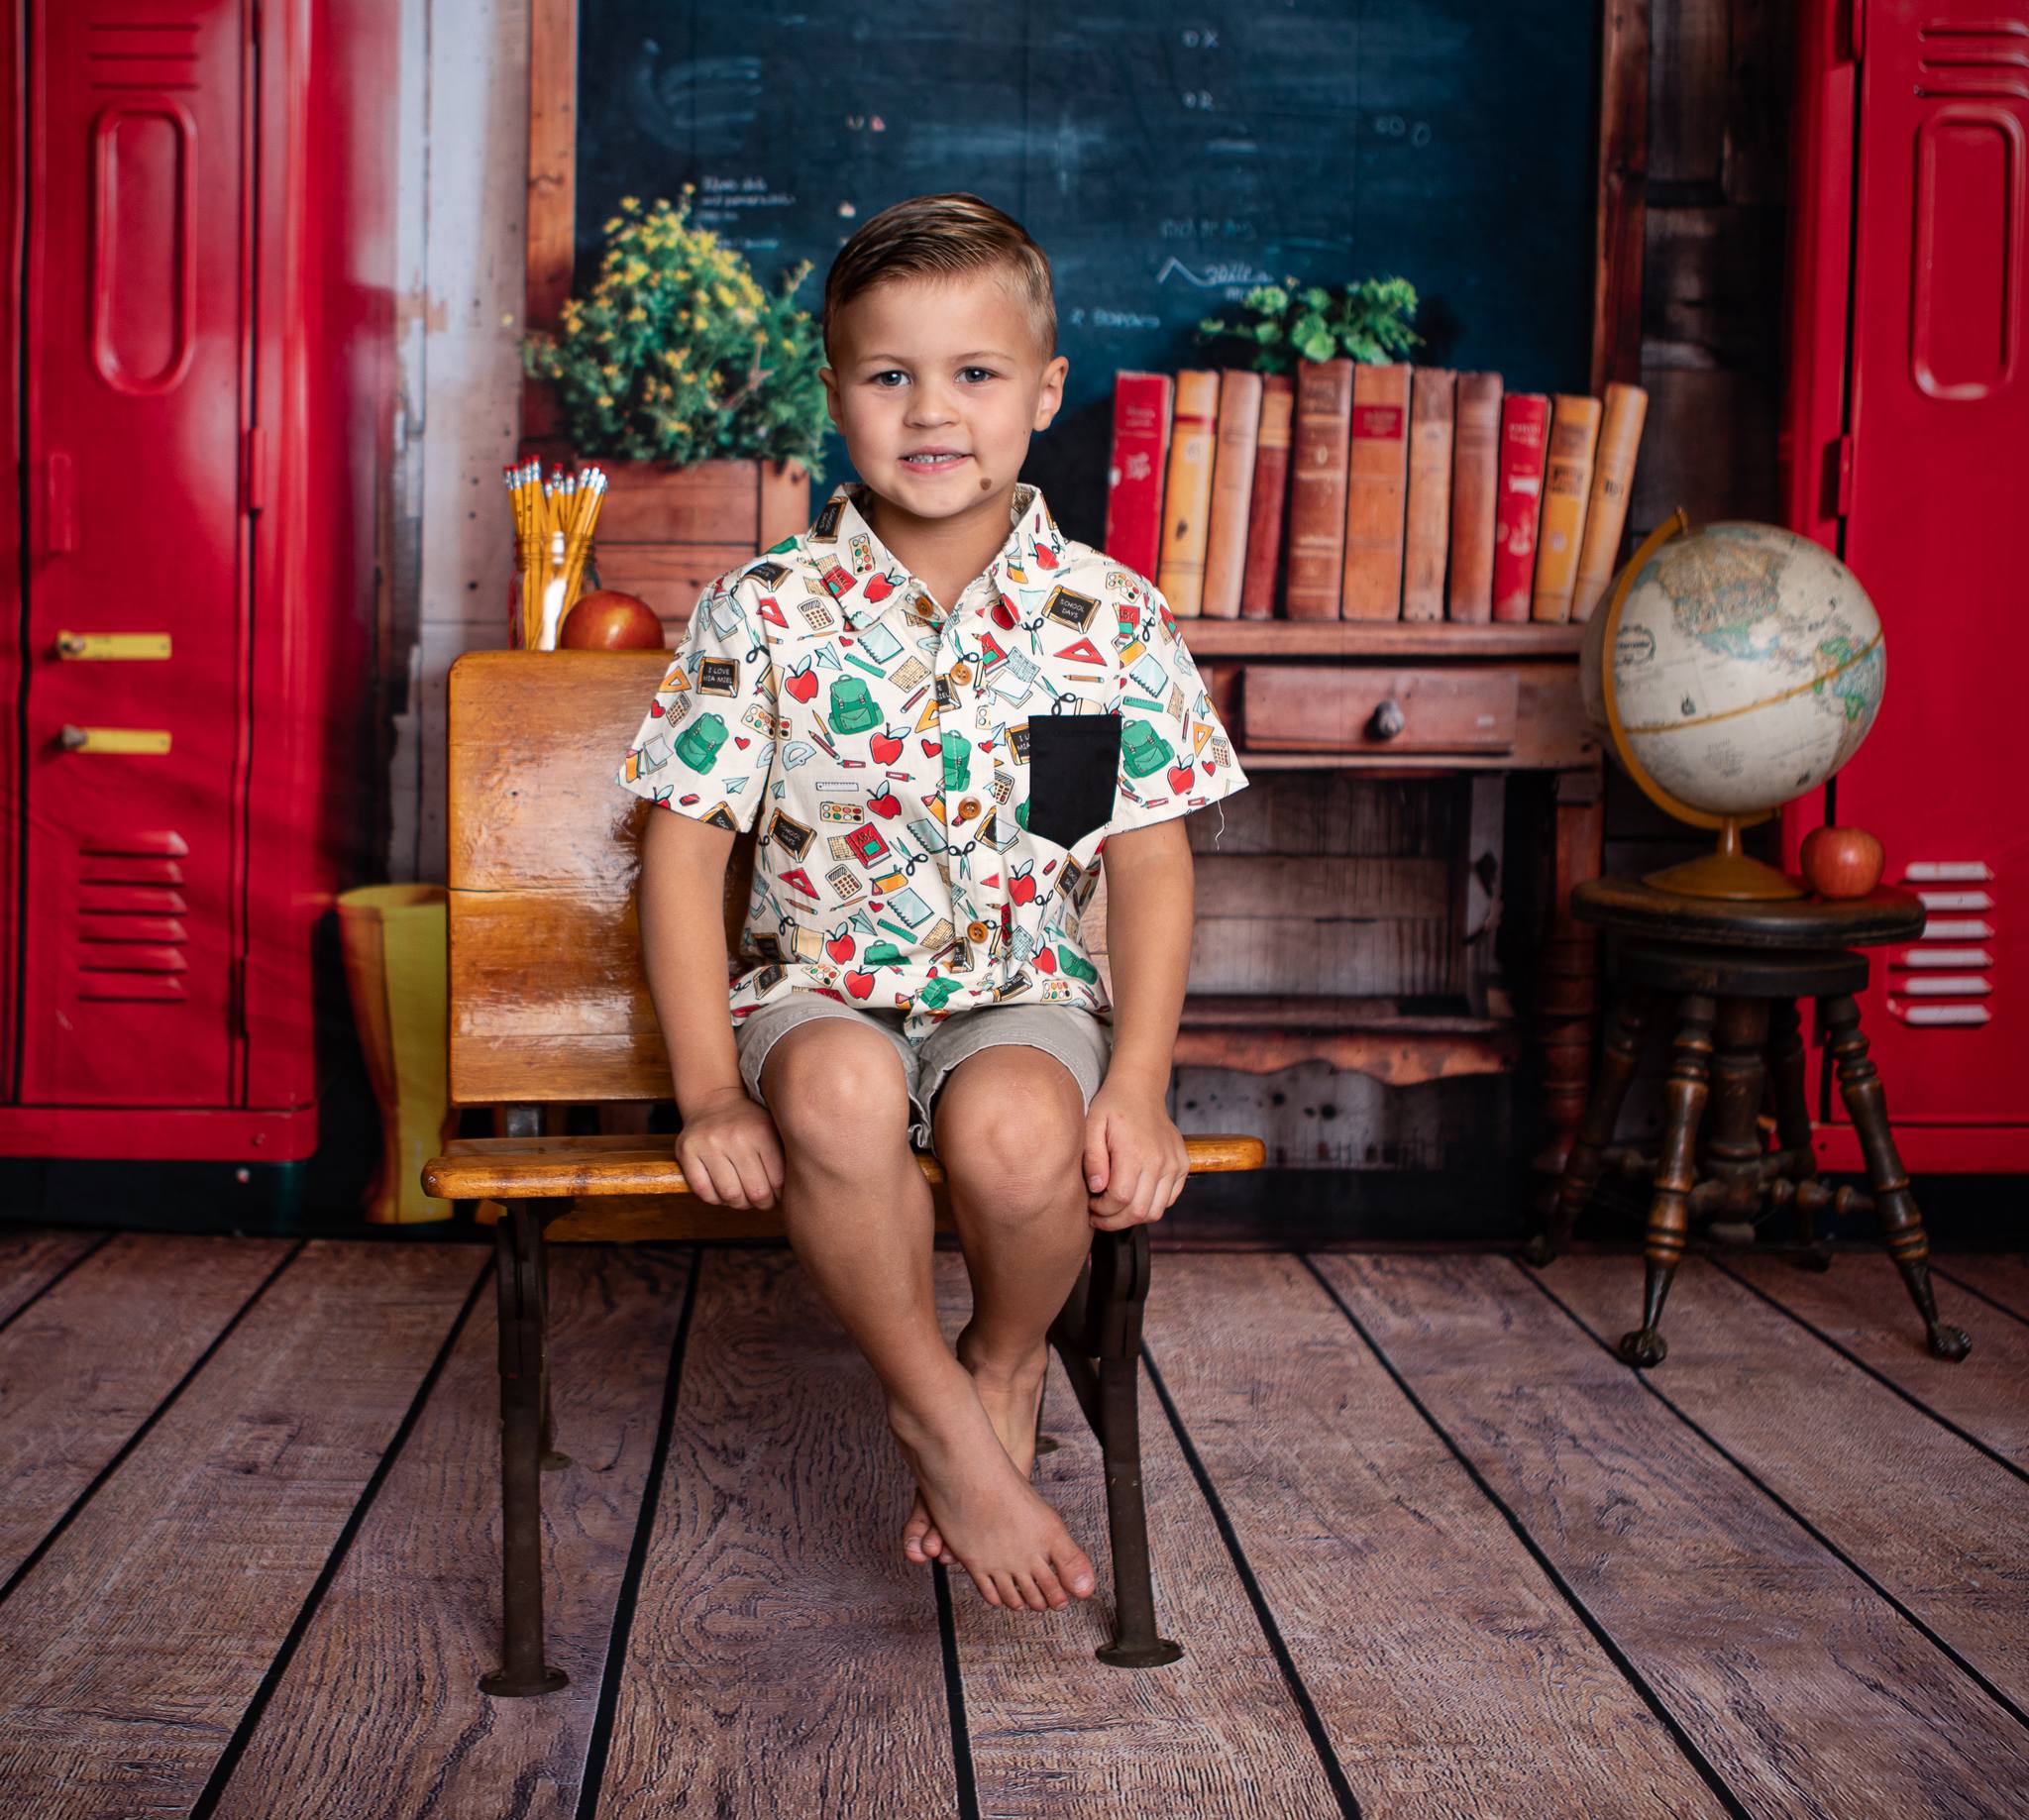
<box><xmin>428</xmin><ymin>1130</ymin><xmax>1266</xmax><ymax>1208</ymax></box>
<box><xmin>423</xmin><ymin>651</ymin><xmax>1267</xmax><ymax>1699</ymax></box>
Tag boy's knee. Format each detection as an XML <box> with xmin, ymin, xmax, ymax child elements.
<box><xmin>939</xmin><ymin>1070</ymin><xmax>1085</xmax><ymax>1206</ymax></box>
<box><xmin>762</xmin><ymin>1023</ymin><xmax>912</xmax><ymax>1160</ymax></box>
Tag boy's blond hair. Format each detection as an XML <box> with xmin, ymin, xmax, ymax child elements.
<box><xmin>821</xmin><ymin>192</ymin><xmax>1056</xmax><ymax>366</ymax></box>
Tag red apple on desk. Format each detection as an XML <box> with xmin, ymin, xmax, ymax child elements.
<box><xmin>1801</xmin><ymin>824</ymin><xmax>1885</xmax><ymax>900</ymax></box>
<box><xmin>559</xmin><ymin>589</ymin><xmax>664</xmax><ymax>649</ymax></box>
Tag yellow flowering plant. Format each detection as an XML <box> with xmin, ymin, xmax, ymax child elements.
<box><xmin>523</xmin><ymin>188</ymin><xmax>827</xmax><ymax>466</ymax></box>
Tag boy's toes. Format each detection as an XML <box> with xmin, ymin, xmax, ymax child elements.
<box><xmin>1052</xmin><ymin>1538</ymin><xmax>1098</xmax><ymax>1600</ymax></box>
<box><xmin>902</xmin><ymin>1487</ymin><xmax>938</xmax><ymax>1562</ymax></box>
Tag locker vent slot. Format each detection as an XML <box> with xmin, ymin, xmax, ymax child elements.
<box><xmin>74</xmin><ymin>828</ymin><xmax>192</xmax><ymax>1002</ymax></box>
<box><xmin>1893</xmin><ymin>860</ymin><xmax>2001</xmax><ymax>1028</ymax></box>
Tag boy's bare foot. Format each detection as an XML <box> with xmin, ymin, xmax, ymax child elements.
<box><xmin>904</xmin><ymin>1321</ymin><xmax>1043</xmax><ymax>1566</ymax></box>
<box><xmin>888</xmin><ymin>1351</ymin><xmax>1095</xmax><ymax>1611</ymax></box>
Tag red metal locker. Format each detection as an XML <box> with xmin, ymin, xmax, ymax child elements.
<box><xmin>1781</xmin><ymin>0</ymin><xmax>2029</xmax><ymax>1171</ymax></box>
<box><xmin>1</xmin><ymin>0</ymin><xmax>395</xmax><ymax>1162</ymax></box>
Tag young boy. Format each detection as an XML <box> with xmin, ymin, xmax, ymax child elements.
<box><xmin>615</xmin><ymin>193</ymin><xmax>1248</xmax><ymax>1617</ymax></box>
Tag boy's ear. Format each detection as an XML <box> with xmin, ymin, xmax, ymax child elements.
<box><xmin>819</xmin><ymin>366</ymin><xmax>842</xmax><ymax>430</ymax></box>
<box><xmin>1031</xmin><ymin>354</ymin><xmax>1070</xmax><ymax>431</ymax></box>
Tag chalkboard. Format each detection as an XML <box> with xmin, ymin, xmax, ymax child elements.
<box><xmin>573</xmin><ymin>1</ymin><xmax>1601</xmax><ymax>549</ymax></box>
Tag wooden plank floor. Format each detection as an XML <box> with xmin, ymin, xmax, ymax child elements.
<box><xmin>2</xmin><ymin>1229</ymin><xmax>2026</xmax><ymax>1818</ymax></box>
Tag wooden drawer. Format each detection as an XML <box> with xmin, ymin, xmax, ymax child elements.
<box><xmin>1238</xmin><ymin>665</ymin><xmax>1520</xmax><ymax>754</ymax></box>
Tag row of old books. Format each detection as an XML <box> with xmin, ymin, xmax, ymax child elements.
<box><xmin>1103</xmin><ymin>365</ymin><xmax>1649</xmax><ymax>623</ymax></box>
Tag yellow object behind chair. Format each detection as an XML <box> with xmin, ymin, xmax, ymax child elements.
<box><xmin>338</xmin><ymin>884</ymin><xmax>455</xmax><ymax>1224</ymax></box>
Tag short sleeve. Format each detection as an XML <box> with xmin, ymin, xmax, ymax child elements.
<box><xmin>1108</xmin><ymin>578</ymin><xmax>1249</xmax><ymax>834</ymax></box>
<box><xmin>613</xmin><ymin>572</ymin><xmax>776</xmax><ymax>832</ymax></box>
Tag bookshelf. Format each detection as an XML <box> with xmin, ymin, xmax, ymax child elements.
<box><xmin>1178</xmin><ymin>621</ymin><xmax>1585</xmax><ymax>660</ymax></box>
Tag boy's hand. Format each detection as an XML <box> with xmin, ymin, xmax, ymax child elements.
<box><xmin>674</xmin><ymin>1086</ymin><xmax>785</xmax><ymax>1211</ymax></box>
<box><xmin>1082</xmin><ymin>1079</ymin><xmax>1191</xmax><ymax>1231</ymax></box>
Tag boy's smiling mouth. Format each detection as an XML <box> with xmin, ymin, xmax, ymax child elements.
<box><xmin>901</xmin><ymin>449</ymin><xmax>971</xmax><ymax>470</ymax></box>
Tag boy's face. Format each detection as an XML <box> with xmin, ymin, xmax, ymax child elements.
<box><xmin>820</xmin><ymin>268</ymin><xmax>1069</xmax><ymax>521</ymax></box>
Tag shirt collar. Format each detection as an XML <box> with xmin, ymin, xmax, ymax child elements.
<box><xmin>808</xmin><ymin>481</ymin><xmax>1063</xmax><ymax>629</ymax></box>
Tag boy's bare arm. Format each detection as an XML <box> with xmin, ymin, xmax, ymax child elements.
<box><xmin>637</xmin><ymin>806</ymin><xmax>749</xmax><ymax>1117</ymax></box>
<box><xmin>1092</xmin><ymin>817</ymin><xmax>1196</xmax><ymax>1097</ymax></box>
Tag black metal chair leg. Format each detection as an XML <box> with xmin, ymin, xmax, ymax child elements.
<box><xmin>531</xmin><ymin>1212</ymin><xmax>570</xmax><ymax>1470</ymax></box>
<box><xmin>479</xmin><ymin>1203</ymin><xmax>569</xmax><ymax>1698</ymax></box>
<box><xmin>1820</xmin><ymin>995</ymin><xmax>1973</xmax><ymax>1362</ymax></box>
<box><xmin>1086</xmin><ymin>1228</ymin><xmax>1182</xmax><ymax>1669</ymax></box>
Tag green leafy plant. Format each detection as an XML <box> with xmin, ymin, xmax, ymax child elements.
<box><xmin>522</xmin><ymin>188</ymin><xmax>829</xmax><ymax>467</ymax></box>
<box><xmin>1196</xmin><ymin>276</ymin><xmax>1424</xmax><ymax>373</ymax></box>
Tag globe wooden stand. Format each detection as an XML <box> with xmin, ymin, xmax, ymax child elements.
<box><xmin>1520</xmin><ymin>876</ymin><xmax>1972</xmax><ymax>1369</ymax></box>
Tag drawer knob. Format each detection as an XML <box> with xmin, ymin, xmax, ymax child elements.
<box><xmin>1369</xmin><ymin>699</ymin><xmax>1406</xmax><ymax>741</ymax></box>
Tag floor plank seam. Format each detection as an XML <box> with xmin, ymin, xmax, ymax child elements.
<box><xmin>574</xmin><ymin>1244</ymin><xmax>704</xmax><ymax>1820</ymax></box>
<box><xmin>930</xmin><ymin>1557</ymin><xmax>982</xmax><ymax>1820</ymax></box>
<box><xmin>1297</xmin><ymin>1252</ymin><xmax>1755</xmax><ymax>1820</ymax></box>
<box><xmin>1140</xmin><ymin>1321</ymin><xmax>1369</xmax><ymax>1819</ymax></box>
<box><xmin>0</xmin><ymin>1229</ymin><xmax>118</xmax><ymax>1337</ymax></box>
<box><xmin>0</xmin><ymin>1236</ymin><xmax>312</xmax><ymax>1609</ymax></box>
<box><xmin>190</xmin><ymin>1253</ymin><xmax>494</xmax><ymax>1820</ymax></box>
<box><xmin>1703</xmin><ymin>1254</ymin><xmax>2029</xmax><ymax>1488</ymax></box>
<box><xmin>1510</xmin><ymin>1257</ymin><xmax>2029</xmax><ymax>1739</ymax></box>
<box><xmin>1930</xmin><ymin>1264</ymin><xmax>2029</xmax><ymax>1331</ymax></box>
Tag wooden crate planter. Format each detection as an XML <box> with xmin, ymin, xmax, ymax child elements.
<box><xmin>587</xmin><ymin>458</ymin><xmax>810</xmax><ymax>634</ymax></box>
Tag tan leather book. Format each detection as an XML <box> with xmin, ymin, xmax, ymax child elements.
<box><xmin>1155</xmin><ymin>369</ymin><xmax>1221</xmax><ymax>614</ymax></box>
<box><xmin>1531</xmin><ymin>392</ymin><xmax>1603</xmax><ymax>623</ymax></box>
<box><xmin>1400</xmin><ymin>368</ymin><xmax>1457</xmax><ymax>621</ymax></box>
<box><xmin>1340</xmin><ymin>361</ymin><xmax>1412</xmax><ymax>619</ymax></box>
<box><xmin>1239</xmin><ymin>375</ymin><xmax>1295</xmax><ymax>619</ymax></box>
<box><xmin>1284</xmin><ymin>358</ymin><xmax>1354</xmax><ymax>620</ymax></box>
<box><xmin>1571</xmin><ymin>381</ymin><xmax>1650</xmax><ymax>621</ymax></box>
<box><xmin>1446</xmin><ymin>372</ymin><xmax>1504</xmax><ymax>622</ymax></box>
<box><xmin>1201</xmin><ymin>369</ymin><xmax>1265</xmax><ymax>617</ymax></box>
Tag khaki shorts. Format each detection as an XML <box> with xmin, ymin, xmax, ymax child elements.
<box><xmin>733</xmin><ymin>993</ymin><xmax>1115</xmax><ymax>1158</ymax></box>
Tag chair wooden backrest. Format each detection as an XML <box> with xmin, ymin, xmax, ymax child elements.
<box><xmin>446</xmin><ymin>648</ymin><xmax>756</xmax><ymax>1108</ymax></box>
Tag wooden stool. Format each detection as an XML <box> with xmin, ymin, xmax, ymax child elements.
<box><xmin>1522</xmin><ymin>876</ymin><xmax>1973</xmax><ymax>1369</ymax></box>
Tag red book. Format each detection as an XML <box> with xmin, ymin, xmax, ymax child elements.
<box><xmin>1103</xmin><ymin>372</ymin><xmax>1174</xmax><ymax>579</ymax></box>
<box><xmin>1239</xmin><ymin>375</ymin><xmax>1295</xmax><ymax>619</ymax></box>
<box><xmin>1491</xmin><ymin>392</ymin><xmax>1551</xmax><ymax>623</ymax></box>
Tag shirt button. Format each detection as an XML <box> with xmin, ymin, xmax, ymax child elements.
<box><xmin>950</xmin><ymin>661</ymin><xmax>972</xmax><ymax>686</ymax></box>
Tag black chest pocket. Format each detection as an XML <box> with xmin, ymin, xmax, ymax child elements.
<box><xmin>1023</xmin><ymin>711</ymin><xmax>1121</xmax><ymax>848</ymax></box>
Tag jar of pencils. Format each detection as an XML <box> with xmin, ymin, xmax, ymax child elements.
<box><xmin>504</xmin><ymin>461</ymin><xmax>609</xmax><ymax>648</ymax></box>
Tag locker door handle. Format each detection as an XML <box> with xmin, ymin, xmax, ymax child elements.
<box><xmin>57</xmin><ymin>724</ymin><xmax>172</xmax><ymax>755</ymax></box>
<box><xmin>46</xmin><ymin>452</ymin><xmax>77</xmax><ymax>554</ymax></box>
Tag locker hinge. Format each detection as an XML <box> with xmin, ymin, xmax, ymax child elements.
<box><xmin>244</xmin><ymin>426</ymin><xmax>265</xmax><ymax>514</ymax></box>
<box><xmin>1833</xmin><ymin>432</ymin><xmax>1855</xmax><ymax>517</ymax></box>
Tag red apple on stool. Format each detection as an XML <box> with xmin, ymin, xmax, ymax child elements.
<box><xmin>560</xmin><ymin>589</ymin><xmax>665</xmax><ymax>650</ymax></box>
<box><xmin>1801</xmin><ymin>824</ymin><xmax>1885</xmax><ymax>899</ymax></box>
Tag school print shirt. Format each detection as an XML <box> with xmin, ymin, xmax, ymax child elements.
<box><xmin>614</xmin><ymin>480</ymin><xmax>1249</xmax><ymax>1048</ymax></box>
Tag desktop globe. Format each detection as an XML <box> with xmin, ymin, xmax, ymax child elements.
<box><xmin>1578</xmin><ymin>513</ymin><xmax>1886</xmax><ymax>900</ymax></box>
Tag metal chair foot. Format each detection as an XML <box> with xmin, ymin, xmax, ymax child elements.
<box><xmin>479</xmin><ymin>1664</ymin><xmax>569</xmax><ymax>1698</ymax></box>
<box><xmin>1096</xmin><ymin>1637</ymin><xmax>1184</xmax><ymax>1669</ymax></box>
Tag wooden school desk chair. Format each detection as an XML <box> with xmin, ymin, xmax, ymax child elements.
<box><xmin>421</xmin><ymin>650</ymin><xmax>1268</xmax><ymax>1697</ymax></box>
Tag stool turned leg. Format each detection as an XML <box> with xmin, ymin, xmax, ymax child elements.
<box><xmin>1697</xmin><ymin>996</ymin><xmax>1770</xmax><ymax>1241</ymax></box>
<box><xmin>1820</xmin><ymin>995</ymin><xmax>1972</xmax><ymax>1362</ymax></box>
<box><xmin>1621</xmin><ymin>994</ymin><xmax>1715</xmax><ymax>1368</ymax></box>
<box><xmin>1524</xmin><ymin>989</ymin><xmax>1653</xmax><ymax>1267</ymax></box>
<box><xmin>1767</xmin><ymin>1000</ymin><xmax>1833</xmax><ymax>1271</ymax></box>
<box><xmin>480</xmin><ymin>1204</ymin><xmax>569</xmax><ymax>1697</ymax></box>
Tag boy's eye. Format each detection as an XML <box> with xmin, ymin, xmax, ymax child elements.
<box><xmin>866</xmin><ymin>367</ymin><xmax>999</xmax><ymax>387</ymax></box>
